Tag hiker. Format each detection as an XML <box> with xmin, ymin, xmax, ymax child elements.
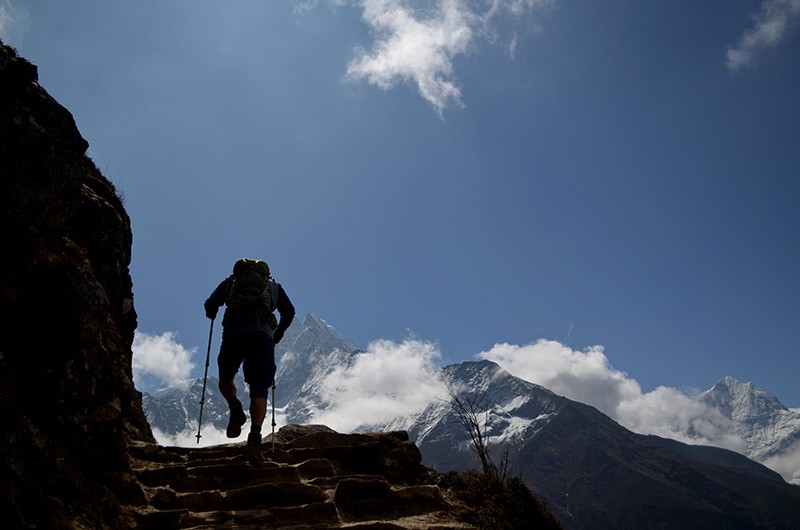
<box><xmin>204</xmin><ymin>258</ymin><xmax>295</xmax><ymax>452</ymax></box>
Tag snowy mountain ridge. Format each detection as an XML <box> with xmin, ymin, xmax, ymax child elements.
<box><xmin>141</xmin><ymin>314</ymin><xmax>800</xmax><ymax>527</ymax></box>
<box><xmin>274</xmin><ymin>313</ymin><xmax>362</xmax><ymax>423</ymax></box>
<box><xmin>142</xmin><ymin>314</ymin><xmax>800</xmax><ymax>485</ymax></box>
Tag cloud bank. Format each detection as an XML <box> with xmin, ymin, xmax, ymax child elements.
<box><xmin>727</xmin><ymin>0</ymin><xmax>800</xmax><ymax>71</ymax></box>
<box><xmin>132</xmin><ymin>331</ymin><xmax>197</xmax><ymax>392</ymax></box>
<box><xmin>152</xmin><ymin>425</ymin><xmax>229</xmax><ymax>448</ymax></box>
<box><xmin>342</xmin><ymin>0</ymin><xmax>548</xmax><ymax>115</ymax></box>
<box><xmin>762</xmin><ymin>440</ymin><xmax>800</xmax><ymax>485</ymax></box>
<box><xmin>477</xmin><ymin>340</ymin><xmax>745</xmax><ymax>452</ymax></box>
<box><xmin>153</xmin><ymin>407</ymin><xmax>291</xmax><ymax>448</ymax></box>
<box><xmin>131</xmin><ymin>327</ymin><xmax>797</xmax><ymax>482</ymax></box>
<box><xmin>310</xmin><ymin>338</ymin><xmax>448</xmax><ymax>432</ymax></box>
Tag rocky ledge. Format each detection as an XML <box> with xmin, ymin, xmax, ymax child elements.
<box><xmin>126</xmin><ymin>424</ymin><xmax>561</xmax><ymax>529</ymax></box>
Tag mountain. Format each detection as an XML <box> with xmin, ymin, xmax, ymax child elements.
<box><xmin>383</xmin><ymin>360</ymin><xmax>563</xmax><ymax>472</ymax></box>
<box><xmin>399</xmin><ymin>360</ymin><xmax>800</xmax><ymax>530</ymax></box>
<box><xmin>699</xmin><ymin>375</ymin><xmax>800</xmax><ymax>483</ymax></box>
<box><xmin>275</xmin><ymin>313</ymin><xmax>362</xmax><ymax>423</ymax></box>
<box><xmin>143</xmin><ymin>316</ymin><xmax>800</xmax><ymax>529</ymax></box>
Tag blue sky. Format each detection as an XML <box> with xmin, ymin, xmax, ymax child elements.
<box><xmin>3</xmin><ymin>1</ymin><xmax>799</xmax><ymax>412</ymax></box>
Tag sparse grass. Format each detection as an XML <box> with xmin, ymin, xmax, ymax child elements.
<box><xmin>446</xmin><ymin>385</ymin><xmax>563</xmax><ymax>529</ymax></box>
<box><xmin>440</xmin><ymin>469</ymin><xmax>562</xmax><ymax>530</ymax></box>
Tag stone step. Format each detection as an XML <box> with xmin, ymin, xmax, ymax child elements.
<box><xmin>295</xmin><ymin>458</ymin><xmax>335</xmax><ymax>479</ymax></box>
<box><xmin>125</xmin><ymin>426</ymin><xmax>482</xmax><ymax>530</ymax></box>
<box><xmin>219</xmin><ymin>481</ymin><xmax>329</xmax><ymax>511</ymax></box>
<box><xmin>129</xmin><ymin>442</ymin><xmax>190</xmax><ymax>464</ymax></box>
<box><xmin>181</xmin><ymin>463</ymin><xmax>303</xmax><ymax>492</ymax></box>
<box><xmin>308</xmin><ymin>474</ymin><xmax>391</xmax><ymax>488</ymax></box>
<box><xmin>141</xmin><ymin>502</ymin><xmax>340</xmax><ymax>529</ymax></box>
<box><xmin>334</xmin><ymin>479</ymin><xmax>448</xmax><ymax>522</ymax></box>
<box><xmin>285</xmin><ymin>442</ymin><xmax>381</xmax><ymax>465</ymax></box>
<box><xmin>133</xmin><ymin>507</ymin><xmax>189</xmax><ymax>529</ymax></box>
<box><xmin>148</xmin><ymin>481</ymin><xmax>329</xmax><ymax>512</ymax></box>
<box><xmin>134</xmin><ymin>464</ymin><xmax>190</xmax><ymax>487</ymax></box>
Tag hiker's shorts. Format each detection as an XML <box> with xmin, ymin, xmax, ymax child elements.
<box><xmin>217</xmin><ymin>330</ymin><xmax>276</xmax><ymax>389</ymax></box>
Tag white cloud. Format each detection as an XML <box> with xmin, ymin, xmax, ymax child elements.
<box><xmin>132</xmin><ymin>331</ymin><xmax>196</xmax><ymax>391</ymax></box>
<box><xmin>152</xmin><ymin>425</ymin><xmax>228</xmax><ymax>448</ymax></box>
<box><xmin>762</xmin><ymin>439</ymin><xmax>800</xmax><ymax>485</ymax></box>
<box><xmin>310</xmin><ymin>339</ymin><xmax>448</xmax><ymax>432</ymax></box>
<box><xmin>0</xmin><ymin>0</ymin><xmax>27</xmax><ymax>46</ymax></box>
<box><xmin>338</xmin><ymin>0</ymin><xmax>547</xmax><ymax>115</ymax></box>
<box><xmin>153</xmin><ymin>407</ymin><xmax>290</xmax><ymax>448</ymax></box>
<box><xmin>477</xmin><ymin>340</ymin><xmax>745</xmax><ymax>451</ymax></box>
<box><xmin>727</xmin><ymin>0</ymin><xmax>800</xmax><ymax>71</ymax></box>
<box><xmin>345</xmin><ymin>0</ymin><xmax>475</xmax><ymax>116</ymax></box>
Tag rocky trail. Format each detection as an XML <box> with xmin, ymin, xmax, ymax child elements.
<box><xmin>125</xmin><ymin>425</ymin><xmax>477</xmax><ymax>529</ymax></box>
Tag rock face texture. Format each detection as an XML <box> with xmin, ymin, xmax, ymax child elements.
<box><xmin>1</xmin><ymin>43</ymin><xmax>153</xmax><ymax>528</ymax></box>
<box><xmin>129</xmin><ymin>424</ymin><xmax>549</xmax><ymax>529</ymax></box>
<box><xmin>1</xmin><ymin>43</ymin><xmax>561</xmax><ymax>529</ymax></box>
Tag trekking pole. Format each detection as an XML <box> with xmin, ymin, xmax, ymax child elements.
<box><xmin>271</xmin><ymin>382</ymin><xmax>277</xmax><ymax>454</ymax></box>
<box><xmin>196</xmin><ymin>318</ymin><xmax>215</xmax><ymax>444</ymax></box>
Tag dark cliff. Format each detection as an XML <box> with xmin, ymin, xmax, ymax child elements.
<box><xmin>1</xmin><ymin>42</ymin><xmax>154</xmax><ymax>528</ymax></box>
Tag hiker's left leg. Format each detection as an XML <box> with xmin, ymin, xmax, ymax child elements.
<box><xmin>218</xmin><ymin>330</ymin><xmax>245</xmax><ymax>403</ymax></box>
<box><xmin>219</xmin><ymin>378</ymin><xmax>237</xmax><ymax>401</ymax></box>
<box><xmin>218</xmin><ymin>331</ymin><xmax>247</xmax><ymax>437</ymax></box>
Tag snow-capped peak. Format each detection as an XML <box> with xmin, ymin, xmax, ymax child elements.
<box><xmin>700</xmin><ymin>375</ymin><xmax>787</xmax><ymax>422</ymax></box>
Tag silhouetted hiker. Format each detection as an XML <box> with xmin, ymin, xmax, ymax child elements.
<box><xmin>204</xmin><ymin>258</ymin><xmax>295</xmax><ymax>455</ymax></box>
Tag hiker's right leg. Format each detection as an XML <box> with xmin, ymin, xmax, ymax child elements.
<box><xmin>249</xmin><ymin>388</ymin><xmax>268</xmax><ymax>431</ymax></box>
<box><xmin>242</xmin><ymin>333</ymin><xmax>275</xmax><ymax>449</ymax></box>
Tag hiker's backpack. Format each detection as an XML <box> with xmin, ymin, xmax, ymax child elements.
<box><xmin>224</xmin><ymin>258</ymin><xmax>278</xmax><ymax>330</ymax></box>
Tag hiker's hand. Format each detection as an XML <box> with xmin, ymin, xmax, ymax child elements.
<box><xmin>205</xmin><ymin>305</ymin><xmax>218</xmax><ymax>320</ymax></box>
<box><xmin>273</xmin><ymin>329</ymin><xmax>284</xmax><ymax>344</ymax></box>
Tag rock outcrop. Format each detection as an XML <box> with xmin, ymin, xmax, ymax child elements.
<box><xmin>1</xmin><ymin>42</ymin><xmax>153</xmax><ymax>528</ymax></box>
<box><xmin>128</xmin><ymin>424</ymin><xmax>539</xmax><ymax>529</ymax></box>
<box><xmin>1</xmin><ymin>42</ymin><xmax>561</xmax><ymax>529</ymax></box>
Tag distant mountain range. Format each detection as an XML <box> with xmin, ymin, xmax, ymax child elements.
<box><xmin>143</xmin><ymin>314</ymin><xmax>800</xmax><ymax>529</ymax></box>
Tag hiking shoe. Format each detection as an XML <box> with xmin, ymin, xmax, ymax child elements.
<box><xmin>226</xmin><ymin>406</ymin><xmax>247</xmax><ymax>438</ymax></box>
<box><xmin>246</xmin><ymin>432</ymin><xmax>263</xmax><ymax>461</ymax></box>
<box><xmin>247</xmin><ymin>432</ymin><xmax>262</xmax><ymax>447</ymax></box>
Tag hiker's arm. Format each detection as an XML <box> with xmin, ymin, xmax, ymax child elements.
<box><xmin>272</xmin><ymin>284</ymin><xmax>295</xmax><ymax>343</ymax></box>
<box><xmin>204</xmin><ymin>278</ymin><xmax>230</xmax><ymax>319</ymax></box>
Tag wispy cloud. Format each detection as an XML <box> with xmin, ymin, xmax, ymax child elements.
<box><xmin>345</xmin><ymin>0</ymin><xmax>475</xmax><ymax>116</ymax></box>
<box><xmin>310</xmin><ymin>338</ymin><xmax>448</xmax><ymax>431</ymax></box>
<box><xmin>333</xmin><ymin>0</ymin><xmax>548</xmax><ymax>115</ymax></box>
<box><xmin>477</xmin><ymin>340</ymin><xmax>745</xmax><ymax>452</ymax></box>
<box><xmin>132</xmin><ymin>331</ymin><xmax>197</xmax><ymax>392</ymax></box>
<box><xmin>0</xmin><ymin>0</ymin><xmax>27</xmax><ymax>46</ymax></box>
<box><xmin>727</xmin><ymin>0</ymin><xmax>800</xmax><ymax>71</ymax></box>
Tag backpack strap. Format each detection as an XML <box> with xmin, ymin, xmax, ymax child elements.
<box><xmin>265</xmin><ymin>279</ymin><xmax>279</xmax><ymax>311</ymax></box>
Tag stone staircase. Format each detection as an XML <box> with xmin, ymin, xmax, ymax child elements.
<box><xmin>125</xmin><ymin>425</ymin><xmax>477</xmax><ymax>529</ymax></box>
